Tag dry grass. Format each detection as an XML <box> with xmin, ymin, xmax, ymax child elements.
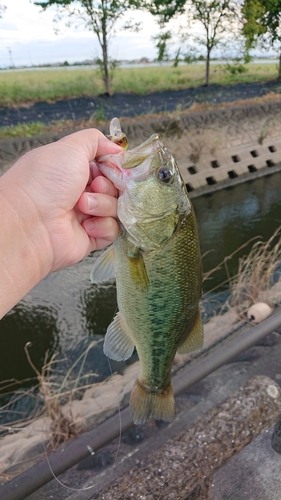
<box><xmin>229</xmin><ymin>227</ymin><xmax>281</xmax><ymax>317</ymax></box>
<box><xmin>0</xmin><ymin>340</ymin><xmax>101</xmax><ymax>451</ymax></box>
<box><xmin>202</xmin><ymin>228</ymin><xmax>281</xmax><ymax>320</ymax></box>
<box><xmin>23</xmin><ymin>343</ymin><xmax>78</xmax><ymax>449</ymax></box>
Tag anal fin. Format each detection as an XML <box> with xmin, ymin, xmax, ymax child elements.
<box><xmin>177</xmin><ymin>308</ymin><xmax>203</xmax><ymax>354</ymax></box>
<box><xmin>104</xmin><ymin>311</ymin><xmax>134</xmax><ymax>361</ymax></box>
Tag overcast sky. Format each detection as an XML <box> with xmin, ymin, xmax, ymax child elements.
<box><xmin>0</xmin><ymin>0</ymin><xmax>159</xmax><ymax>68</ymax></box>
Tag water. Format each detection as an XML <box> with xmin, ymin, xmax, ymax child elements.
<box><xmin>1</xmin><ymin>170</ymin><xmax>281</xmax><ymax>425</ymax></box>
<box><xmin>195</xmin><ymin>172</ymin><xmax>281</xmax><ymax>288</ymax></box>
<box><xmin>0</xmin><ymin>59</ymin><xmax>278</xmax><ymax>73</ymax></box>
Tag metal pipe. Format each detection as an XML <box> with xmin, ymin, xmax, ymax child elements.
<box><xmin>2</xmin><ymin>309</ymin><xmax>281</xmax><ymax>500</ymax></box>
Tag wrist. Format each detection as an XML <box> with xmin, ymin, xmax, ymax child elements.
<box><xmin>0</xmin><ymin>167</ymin><xmax>53</xmax><ymax>318</ymax></box>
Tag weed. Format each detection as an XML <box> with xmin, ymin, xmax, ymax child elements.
<box><xmin>258</xmin><ymin>127</ymin><xmax>269</xmax><ymax>144</ymax></box>
<box><xmin>0</xmin><ymin>340</ymin><xmax>101</xmax><ymax>451</ymax></box>
<box><xmin>229</xmin><ymin>226</ymin><xmax>281</xmax><ymax>317</ymax></box>
<box><xmin>24</xmin><ymin>343</ymin><xmax>78</xmax><ymax>449</ymax></box>
<box><xmin>90</xmin><ymin>106</ymin><xmax>106</xmax><ymax>123</ymax></box>
<box><xmin>210</xmin><ymin>137</ymin><xmax>222</xmax><ymax>156</ymax></box>
<box><xmin>0</xmin><ymin>122</ymin><xmax>46</xmax><ymax>139</ymax></box>
<box><xmin>189</xmin><ymin>139</ymin><xmax>205</xmax><ymax>163</ymax></box>
<box><xmin>224</xmin><ymin>60</ymin><xmax>248</xmax><ymax>76</ymax></box>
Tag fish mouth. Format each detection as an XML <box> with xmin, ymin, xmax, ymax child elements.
<box><xmin>96</xmin><ymin>134</ymin><xmax>162</xmax><ymax>191</ymax></box>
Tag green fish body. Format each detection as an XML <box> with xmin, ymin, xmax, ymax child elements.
<box><xmin>91</xmin><ymin>129</ymin><xmax>203</xmax><ymax>424</ymax></box>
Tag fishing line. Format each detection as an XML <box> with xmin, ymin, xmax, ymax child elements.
<box><xmin>40</xmin><ymin>346</ymin><xmax>122</xmax><ymax>493</ymax></box>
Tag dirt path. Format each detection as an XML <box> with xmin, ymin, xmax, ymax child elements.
<box><xmin>1</xmin><ymin>79</ymin><xmax>281</xmax><ymax>127</ymax></box>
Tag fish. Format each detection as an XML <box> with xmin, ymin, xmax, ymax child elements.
<box><xmin>90</xmin><ymin>118</ymin><xmax>203</xmax><ymax>424</ymax></box>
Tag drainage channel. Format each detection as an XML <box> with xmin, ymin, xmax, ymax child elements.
<box><xmin>2</xmin><ymin>310</ymin><xmax>281</xmax><ymax>500</ymax></box>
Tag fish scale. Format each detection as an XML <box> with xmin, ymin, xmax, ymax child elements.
<box><xmin>91</xmin><ymin>119</ymin><xmax>203</xmax><ymax>424</ymax></box>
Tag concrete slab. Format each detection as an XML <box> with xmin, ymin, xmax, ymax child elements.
<box><xmin>88</xmin><ymin>375</ymin><xmax>281</xmax><ymax>500</ymax></box>
<box><xmin>211</xmin><ymin>427</ymin><xmax>281</xmax><ymax>500</ymax></box>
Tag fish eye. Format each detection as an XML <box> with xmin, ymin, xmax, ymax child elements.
<box><xmin>157</xmin><ymin>167</ymin><xmax>173</xmax><ymax>184</ymax></box>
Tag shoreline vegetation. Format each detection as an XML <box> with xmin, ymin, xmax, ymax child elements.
<box><xmin>0</xmin><ymin>62</ymin><xmax>281</xmax><ymax>139</ymax></box>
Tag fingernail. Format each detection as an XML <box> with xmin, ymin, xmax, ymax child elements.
<box><xmin>88</xmin><ymin>195</ymin><xmax>98</xmax><ymax>211</ymax></box>
<box><xmin>84</xmin><ymin>218</ymin><xmax>96</xmax><ymax>231</ymax></box>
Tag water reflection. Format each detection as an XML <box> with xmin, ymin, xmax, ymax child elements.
<box><xmin>194</xmin><ymin>173</ymin><xmax>281</xmax><ymax>291</ymax></box>
<box><xmin>83</xmin><ymin>282</ymin><xmax>117</xmax><ymax>338</ymax></box>
<box><xmin>0</xmin><ymin>302</ymin><xmax>59</xmax><ymax>426</ymax></box>
<box><xmin>0</xmin><ymin>302</ymin><xmax>58</xmax><ymax>383</ymax></box>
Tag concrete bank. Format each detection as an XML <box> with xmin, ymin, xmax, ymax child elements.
<box><xmin>2</xmin><ymin>100</ymin><xmax>281</xmax><ymax>193</ymax></box>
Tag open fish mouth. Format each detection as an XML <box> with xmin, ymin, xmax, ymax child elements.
<box><xmin>96</xmin><ymin>134</ymin><xmax>162</xmax><ymax>191</ymax></box>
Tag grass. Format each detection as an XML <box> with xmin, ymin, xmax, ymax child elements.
<box><xmin>202</xmin><ymin>227</ymin><xmax>281</xmax><ymax>320</ymax></box>
<box><xmin>0</xmin><ymin>62</ymin><xmax>280</xmax><ymax>108</ymax></box>
<box><xmin>0</xmin><ymin>340</ymin><xmax>101</xmax><ymax>451</ymax></box>
<box><xmin>229</xmin><ymin>226</ymin><xmax>281</xmax><ymax>317</ymax></box>
<box><xmin>0</xmin><ymin>121</ymin><xmax>48</xmax><ymax>139</ymax></box>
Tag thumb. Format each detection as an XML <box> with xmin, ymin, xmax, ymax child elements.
<box><xmin>59</xmin><ymin>128</ymin><xmax>123</xmax><ymax>161</ymax></box>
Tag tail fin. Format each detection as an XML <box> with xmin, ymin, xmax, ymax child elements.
<box><xmin>129</xmin><ymin>380</ymin><xmax>175</xmax><ymax>425</ymax></box>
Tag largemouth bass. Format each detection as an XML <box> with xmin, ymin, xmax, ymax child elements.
<box><xmin>91</xmin><ymin>119</ymin><xmax>203</xmax><ymax>424</ymax></box>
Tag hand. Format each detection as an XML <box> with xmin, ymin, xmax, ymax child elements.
<box><xmin>8</xmin><ymin>129</ymin><xmax>121</xmax><ymax>272</ymax></box>
<box><xmin>0</xmin><ymin>129</ymin><xmax>122</xmax><ymax>317</ymax></box>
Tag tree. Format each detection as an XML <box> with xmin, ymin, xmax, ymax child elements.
<box><xmin>242</xmin><ymin>0</ymin><xmax>281</xmax><ymax>78</ymax></box>
<box><xmin>33</xmin><ymin>0</ymin><xmax>141</xmax><ymax>95</ymax></box>
<box><xmin>148</xmin><ymin>0</ymin><xmax>240</xmax><ymax>85</ymax></box>
<box><xmin>152</xmin><ymin>30</ymin><xmax>172</xmax><ymax>61</ymax></box>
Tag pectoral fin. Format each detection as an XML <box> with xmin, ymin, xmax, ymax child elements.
<box><xmin>177</xmin><ymin>308</ymin><xmax>203</xmax><ymax>354</ymax></box>
<box><xmin>104</xmin><ymin>311</ymin><xmax>135</xmax><ymax>361</ymax></box>
<box><xmin>90</xmin><ymin>245</ymin><xmax>116</xmax><ymax>283</ymax></box>
<box><xmin>128</xmin><ymin>251</ymin><xmax>149</xmax><ymax>291</ymax></box>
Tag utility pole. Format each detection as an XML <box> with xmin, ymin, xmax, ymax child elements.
<box><xmin>7</xmin><ymin>46</ymin><xmax>15</xmax><ymax>68</ymax></box>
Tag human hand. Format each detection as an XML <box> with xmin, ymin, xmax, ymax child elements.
<box><xmin>2</xmin><ymin>128</ymin><xmax>122</xmax><ymax>273</ymax></box>
<box><xmin>0</xmin><ymin>128</ymin><xmax>122</xmax><ymax>318</ymax></box>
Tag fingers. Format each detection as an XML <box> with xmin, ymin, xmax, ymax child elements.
<box><xmin>78</xmin><ymin>191</ymin><xmax>117</xmax><ymax>218</ymax></box>
<box><xmin>91</xmin><ymin>175</ymin><xmax>118</xmax><ymax>198</ymax></box>
<box><xmin>88</xmin><ymin>161</ymin><xmax>100</xmax><ymax>186</ymax></box>
<box><xmin>82</xmin><ymin>216</ymin><xmax>119</xmax><ymax>250</ymax></box>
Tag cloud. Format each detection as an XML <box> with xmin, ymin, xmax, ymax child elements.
<box><xmin>0</xmin><ymin>0</ymin><xmax>158</xmax><ymax>67</ymax></box>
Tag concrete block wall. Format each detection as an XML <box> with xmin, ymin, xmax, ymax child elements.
<box><xmin>178</xmin><ymin>137</ymin><xmax>281</xmax><ymax>191</ymax></box>
<box><xmin>2</xmin><ymin>101</ymin><xmax>281</xmax><ymax>193</ymax></box>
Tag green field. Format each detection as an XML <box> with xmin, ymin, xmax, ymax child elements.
<box><xmin>0</xmin><ymin>62</ymin><xmax>279</xmax><ymax>107</ymax></box>
<box><xmin>0</xmin><ymin>62</ymin><xmax>280</xmax><ymax>139</ymax></box>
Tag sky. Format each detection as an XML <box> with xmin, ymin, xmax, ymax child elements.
<box><xmin>0</xmin><ymin>0</ymin><xmax>160</xmax><ymax>68</ymax></box>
